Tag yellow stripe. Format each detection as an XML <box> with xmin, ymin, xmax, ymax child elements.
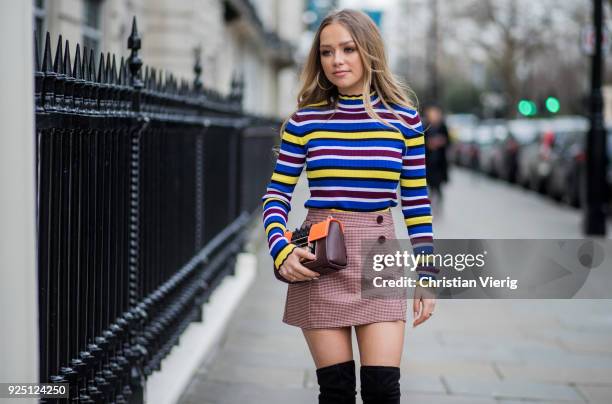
<box><xmin>263</xmin><ymin>196</ymin><xmax>288</xmax><ymax>207</ymax></box>
<box><xmin>305</xmin><ymin>100</ymin><xmax>329</xmax><ymax>107</ymax></box>
<box><xmin>308</xmin><ymin>169</ymin><xmax>400</xmax><ymax>180</ymax></box>
<box><xmin>300</xmin><ymin>130</ymin><xmax>403</xmax><ymax>144</ymax></box>
<box><xmin>405</xmin><ymin>135</ymin><xmax>424</xmax><ymax>147</ymax></box>
<box><xmin>281</xmin><ymin>131</ymin><xmax>305</xmax><ymax>146</ymax></box>
<box><xmin>265</xmin><ymin>222</ymin><xmax>286</xmax><ymax>235</ymax></box>
<box><xmin>400</xmin><ymin>178</ymin><xmax>427</xmax><ymax>187</ymax></box>
<box><xmin>405</xmin><ymin>215</ymin><xmax>432</xmax><ymax>226</ymax></box>
<box><xmin>271</xmin><ymin>172</ymin><xmax>299</xmax><ymax>185</ymax></box>
<box><xmin>274</xmin><ymin>244</ymin><xmax>295</xmax><ymax>269</ymax></box>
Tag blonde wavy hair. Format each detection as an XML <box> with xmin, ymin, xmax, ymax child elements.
<box><xmin>279</xmin><ymin>8</ymin><xmax>420</xmax><ymax>137</ymax></box>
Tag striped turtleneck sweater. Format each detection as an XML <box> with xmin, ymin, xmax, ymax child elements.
<box><xmin>262</xmin><ymin>91</ymin><xmax>437</xmax><ymax>280</ymax></box>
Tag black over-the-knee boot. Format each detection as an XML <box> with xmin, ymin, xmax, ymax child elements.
<box><xmin>315</xmin><ymin>359</ymin><xmax>356</xmax><ymax>404</ymax></box>
<box><xmin>360</xmin><ymin>365</ymin><xmax>401</xmax><ymax>404</ymax></box>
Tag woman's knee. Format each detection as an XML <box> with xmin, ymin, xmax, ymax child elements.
<box><xmin>355</xmin><ymin>321</ymin><xmax>405</xmax><ymax>367</ymax></box>
<box><xmin>302</xmin><ymin>327</ymin><xmax>353</xmax><ymax>368</ymax></box>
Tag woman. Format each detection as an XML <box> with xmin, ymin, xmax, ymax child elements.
<box><xmin>423</xmin><ymin>104</ymin><xmax>450</xmax><ymax>204</ymax></box>
<box><xmin>261</xmin><ymin>9</ymin><xmax>437</xmax><ymax>404</ymax></box>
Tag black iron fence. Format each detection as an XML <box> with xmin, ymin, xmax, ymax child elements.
<box><xmin>34</xmin><ymin>17</ymin><xmax>278</xmax><ymax>403</ymax></box>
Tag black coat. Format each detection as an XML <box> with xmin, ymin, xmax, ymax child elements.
<box><xmin>423</xmin><ymin>121</ymin><xmax>450</xmax><ymax>188</ymax></box>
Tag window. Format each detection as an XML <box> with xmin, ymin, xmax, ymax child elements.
<box><xmin>82</xmin><ymin>0</ymin><xmax>102</xmax><ymax>57</ymax></box>
<box><xmin>33</xmin><ymin>0</ymin><xmax>46</xmax><ymax>53</ymax></box>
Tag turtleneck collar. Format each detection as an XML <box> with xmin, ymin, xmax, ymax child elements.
<box><xmin>337</xmin><ymin>90</ymin><xmax>379</xmax><ymax>107</ymax></box>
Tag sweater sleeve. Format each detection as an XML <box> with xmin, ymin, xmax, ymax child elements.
<box><xmin>261</xmin><ymin>115</ymin><xmax>306</xmax><ymax>270</ymax></box>
<box><xmin>398</xmin><ymin>110</ymin><xmax>438</xmax><ymax>281</ymax></box>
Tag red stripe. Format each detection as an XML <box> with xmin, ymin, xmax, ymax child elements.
<box><xmin>278</xmin><ymin>154</ymin><xmax>305</xmax><ymax>164</ymax></box>
<box><xmin>403</xmin><ymin>158</ymin><xmax>426</xmax><ymax>165</ymax></box>
<box><xmin>310</xmin><ymin>189</ymin><xmax>396</xmax><ymax>199</ymax></box>
<box><xmin>402</xmin><ymin>198</ymin><xmax>430</xmax><ymax>206</ymax></box>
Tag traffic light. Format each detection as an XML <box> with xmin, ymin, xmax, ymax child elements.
<box><xmin>518</xmin><ymin>99</ymin><xmax>537</xmax><ymax>116</ymax></box>
<box><xmin>545</xmin><ymin>96</ymin><xmax>560</xmax><ymax>114</ymax></box>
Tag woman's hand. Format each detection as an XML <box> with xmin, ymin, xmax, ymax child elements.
<box><xmin>412</xmin><ymin>284</ymin><xmax>436</xmax><ymax>327</ymax></box>
<box><xmin>278</xmin><ymin>245</ymin><xmax>318</xmax><ymax>282</ymax></box>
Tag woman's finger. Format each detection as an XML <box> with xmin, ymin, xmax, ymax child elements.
<box><xmin>293</xmin><ymin>246</ymin><xmax>317</xmax><ymax>262</ymax></box>
<box><xmin>413</xmin><ymin>300</ymin><xmax>435</xmax><ymax>327</ymax></box>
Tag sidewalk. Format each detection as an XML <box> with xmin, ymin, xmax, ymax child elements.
<box><xmin>179</xmin><ymin>168</ymin><xmax>612</xmax><ymax>404</ymax></box>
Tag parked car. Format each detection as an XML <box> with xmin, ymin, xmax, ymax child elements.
<box><xmin>476</xmin><ymin>120</ymin><xmax>507</xmax><ymax>177</ymax></box>
<box><xmin>546</xmin><ymin>130</ymin><xmax>586</xmax><ymax>206</ymax></box>
<box><xmin>504</xmin><ymin>119</ymin><xmax>541</xmax><ymax>183</ymax></box>
<box><xmin>446</xmin><ymin>114</ymin><xmax>478</xmax><ymax>167</ymax></box>
<box><xmin>517</xmin><ymin>117</ymin><xmax>588</xmax><ymax>194</ymax></box>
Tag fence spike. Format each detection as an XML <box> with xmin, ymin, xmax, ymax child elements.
<box><xmin>150</xmin><ymin>68</ymin><xmax>157</xmax><ymax>90</ymax></box>
<box><xmin>122</xmin><ymin>56</ymin><xmax>131</xmax><ymax>83</ymax></box>
<box><xmin>53</xmin><ymin>34</ymin><xmax>63</xmax><ymax>74</ymax></box>
<box><xmin>193</xmin><ymin>45</ymin><xmax>203</xmax><ymax>91</ymax></box>
<box><xmin>64</xmin><ymin>40</ymin><xmax>72</xmax><ymax>78</ymax></box>
<box><xmin>34</xmin><ymin>33</ymin><xmax>41</xmax><ymax>72</ymax></box>
<box><xmin>97</xmin><ymin>52</ymin><xmax>105</xmax><ymax>83</ymax></box>
<box><xmin>118</xmin><ymin>56</ymin><xmax>125</xmax><ymax>85</ymax></box>
<box><xmin>89</xmin><ymin>49</ymin><xmax>96</xmax><ymax>81</ymax></box>
<box><xmin>74</xmin><ymin>44</ymin><xmax>82</xmax><ymax>79</ymax></box>
<box><xmin>143</xmin><ymin>65</ymin><xmax>149</xmax><ymax>88</ymax></box>
<box><xmin>157</xmin><ymin>69</ymin><xmax>164</xmax><ymax>91</ymax></box>
<box><xmin>111</xmin><ymin>54</ymin><xmax>118</xmax><ymax>85</ymax></box>
<box><xmin>105</xmin><ymin>52</ymin><xmax>112</xmax><ymax>84</ymax></box>
<box><xmin>127</xmin><ymin>16</ymin><xmax>143</xmax><ymax>88</ymax></box>
<box><xmin>42</xmin><ymin>32</ymin><xmax>53</xmax><ymax>73</ymax></box>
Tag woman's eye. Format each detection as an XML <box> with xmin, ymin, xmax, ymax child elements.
<box><xmin>320</xmin><ymin>50</ymin><xmax>331</xmax><ymax>56</ymax></box>
<box><xmin>345</xmin><ymin>47</ymin><xmax>355</xmax><ymax>53</ymax></box>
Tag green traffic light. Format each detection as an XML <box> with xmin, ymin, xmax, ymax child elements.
<box><xmin>528</xmin><ymin>101</ymin><xmax>537</xmax><ymax>116</ymax></box>
<box><xmin>545</xmin><ymin>97</ymin><xmax>560</xmax><ymax>114</ymax></box>
<box><xmin>518</xmin><ymin>100</ymin><xmax>537</xmax><ymax>116</ymax></box>
<box><xmin>518</xmin><ymin>100</ymin><xmax>532</xmax><ymax>116</ymax></box>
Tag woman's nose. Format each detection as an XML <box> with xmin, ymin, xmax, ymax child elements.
<box><xmin>333</xmin><ymin>52</ymin><xmax>344</xmax><ymax>66</ymax></box>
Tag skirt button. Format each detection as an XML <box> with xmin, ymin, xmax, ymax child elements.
<box><xmin>378</xmin><ymin>235</ymin><xmax>386</xmax><ymax>244</ymax></box>
<box><xmin>376</xmin><ymin>215</ymin><xmax>384</xmax><ymax>224</ymax></box>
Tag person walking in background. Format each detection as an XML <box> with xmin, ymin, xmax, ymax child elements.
<box><xmin>261</xmin><ymin>9</ymin><xmax>437</xmax><ymax>404</ymax></box>
<box><xmin>422</xmin><ymin>104</ymin><xmax>450</xmax><ymax>208</ymax></box>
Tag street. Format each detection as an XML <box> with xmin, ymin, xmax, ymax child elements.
<box><xmin>179</xmin><ymin>168</ymin><xmax>612</xmax><ymax>404</ymax></box>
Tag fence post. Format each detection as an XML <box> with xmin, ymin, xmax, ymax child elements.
<box><xmin>127</xmin><ymin>16</ymin><xmax>146</xmax><ymax>404</ymax></box>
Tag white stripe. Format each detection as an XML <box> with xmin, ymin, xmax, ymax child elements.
<box><xmin>409</xmin><ymin>232</ymin><xmax>433</xmax><ymax>238</ymax></box>
<box><xmin>309</xmin><ymin>145</ymin><xmax>399</xmax><ymax>152</ymax></box>
<box><xmin>280</xmin><ymin>149</ymin><xmax>305</xmax><ymax>158</ymax></box>
<box><xmin>307</xmin><ymin>155</ymin><xmax>401</xmax><ymax>162</ymax></box>
<box><xmin>269</xmin><ymin>236</ymin><xmax>285</xmax><ymax>251</ymax></box>
<box><xmin>297</xmin><ymin>101</ymin><xmax>418</xmax><ymax>119</ymax></box>
<box><xmin>404</xmin><ymin>165</ymin><xmax>426</xmax><ymax>170</ymax></box>
<box><xmin>264</xmin><ymin>212</ymin><xmax>287</xmax><ymax>222</ymax></box>
<box><xmin>289</xmin><ymin>117</ymin><xmax>420</xmax><ymax>131</ymax></box>
<box><xmin>401</xmin><ymin>195</ymin><xmax>427</xmax><ymax>201</ymax></box>
<box><xmin>402</xmin><ymin>204</ymin><xmax>431</xmax><ymax>210</ymax></box>
<box><xmin>263</xmin><ymin>203</ymin><xmax>288</xmax><ymax>215</ymax></box>
<box><xmin>309</xmin><ymin>197</ymin><xmax>393</xmax><ymax>202</ymax></box>
<box><xmin>262</xmin><ymin>193</ymin><xmax>290</xmax><ymax>204</ymax></box>
<box><xmin>277</xmin><ymin>160</ymin><xmax>303</xmax><ymax>168</ymax></box>
<box><xmin>403</xmin><ymin>155</ymin><xmax>425</xmax><ymax>160</ymax></box>
<box><xmin>309</xmin><ymin>186</ymin><xmax>395</xmax><ymax>192</ymax></box>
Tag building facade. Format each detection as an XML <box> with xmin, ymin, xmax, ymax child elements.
<box><xmin>34</xmin><ymin>0</ymin><xmax>306</xmax><ymax>118</ymax></box>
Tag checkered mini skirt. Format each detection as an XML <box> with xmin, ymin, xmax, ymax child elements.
<box><xmin>282</xmin><ymin>208</ymin><xmax>408</xmax><ymax>329</ymax></box>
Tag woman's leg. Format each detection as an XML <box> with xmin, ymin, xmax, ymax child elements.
<box><xmin>302</xmin><ymin>327</ymin><xmax>353</xmax><ymax>368</ymax></box>
<box><xmin>355</xmin><ymin>321</ymin><xmax>405</xmax><ymax>404</ymax></box>
<box><xmin>303</xmin><ymin>327</ymin><xmax>355</xmax><ymax>404</ymax></box>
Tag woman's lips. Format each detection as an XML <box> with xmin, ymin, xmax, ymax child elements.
<box><xmin>333</xmin><ymin>71</ymin><xmax>349</xmax><ymax>77</ymax></box>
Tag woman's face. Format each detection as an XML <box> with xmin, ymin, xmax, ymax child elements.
<box><xmin>319</xmin><ymin>22</ymin><xmax>365</xmax><ymax>95</ymax></box>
